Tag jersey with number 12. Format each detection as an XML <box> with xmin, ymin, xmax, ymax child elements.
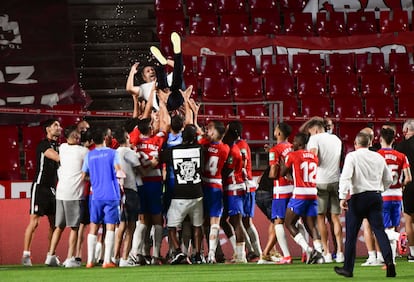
<box><xmin>285</xmin><ymin>149</ymin><xmax>318</xmax><ymax>200</ymax></box>
<box><xmin>199</xmin><ymin>138</ymin><xmax>230</xmax><ymax>190</ymax></box>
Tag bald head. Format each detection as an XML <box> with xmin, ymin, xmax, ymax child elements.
<box><xmin>360</xmin><ymin>127</ymin><xmax>374</xmax><ymax>146</ymax></box>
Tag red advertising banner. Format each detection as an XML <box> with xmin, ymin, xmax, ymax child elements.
<box><xmin>0</xmin><ymin>0</ymin><xmax>89</xmax><ymax>124</ymax></box>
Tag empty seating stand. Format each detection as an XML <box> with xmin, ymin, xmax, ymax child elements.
<box><xmin>0</xmin><ymin>125</ymin><xmax>21</xmax><ymax>180</ymax></box>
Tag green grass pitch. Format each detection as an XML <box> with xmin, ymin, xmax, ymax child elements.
<box><xmin>1</xmin><ymin>257</ymin><xmax>414</xmax><ymax>282</ymax></box>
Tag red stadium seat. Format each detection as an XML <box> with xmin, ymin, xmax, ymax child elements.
<box><xmin>279</xmin><ymin>0</ymin><xmax>307</xmax><ymax>11</ymax></box>
<box><xmin>325</xmin><ymin>53</ymin><xmax>355</xmax><ymax>74</ymax></box>
<box><xmin>232</xmin><ymin>75</ymin><xmax>263</xmax><ymax>102</ymax></box>
<box><xmin>183</xmin><ymin>55</ymin><xmax>197</xmax><ymax>74</ymax></box>
<box><xmin>388</xmin><ymin>52</ymin><xmax>414</xmax><ymax>74</ymax></box>
<box><xmin>316</xmin><ymin>11</ymin><xmax>346</xmax><ymax>37</ymax></box>
<box><xmin>228</xmin><ymin>55</ymin><xmax>258</xmax><ymax>77</ymax></box>
<box><xmin>155</xmin><ymin>0</ymin><xmax>183</xmax><ymax>12</ymax></box>
<box><xmin>248</xmin><ymin>0</ymin><xmax>278</xmax><ymax>12</ymax></box>
<box><xmin>260</xmin><ymin>54</ymin><xmax>290</xmax><ymax>75</ymax></box>
<box><xmin>394</xmin><ymin>73</ymin><xmax>414</xmax><ymax>117</ymax></box>
<box><xmin>355</xmin><ymin>52</ymin><xmax>385</xmax><ymax>74</ymax></box>
<box><xmin>201</xmin><ymin>76</ymin><xmax>232</xmax><ymax>102</ymax></box>
<box><xmin>189</xmin><ymin>14</ymin><xmax>219</xmax><ymax>36</ymax></box>
<box><xmin>156</xmin><ymin>11</ymin><xmax>185</xmax><ymax>37</ymax></box>
<box><xmin>203</xmin><ymin>104</ymin><xmax>235</xmax><ymax>118</ymax></box>
<box><xmin>360</xmin><ymin>73</ymin><xmax>394</xmax><ymax>118</ymax></box>
<box><xmin>292</xmin><ymin>53</ymin><xmax>324</xmax><ymax>74</ymax></box>
<box><xmin>329</xmin><ymin>73</ymin><xmax>363</xmax><ymax>118</ymax></box>
<box><xmin>301</xmin><ymin>95</ymin><xmax>332</xmax><ymax>118</ymax></box>
<box><xmin>220</xmin><ymin>13</ymin><xmax>250</xmax><ymax>36</ymax></box>
<box><xmin>186</xmin><ymin>0</ymin><xmax>216</xmax><ymax>15</ymax></box>
<box><xmin>263</xmin><ymin>74</ymin><xmax>299</xmax><ymax>117</ymax></box>
<box><xmin>379</xmin><ymin>9</ymin><xmax>409</xmax><ymax>33</ymax></box>
<box><xmin>217</xmin><ymin>0</ymin><xmax>246</xmax><ymax>14</ymax></box>
<box><xmin>0</xmin><ymin>125</ymin><xmax>21</xmax><ymax>180</ymax></box>
<box><xmin>296</xmin><ymin>73</ymin><xmax>327</xmax><ymax>97</ymax></box>
<box><xmin>346</xmin><ymin>11</ymin><xmax>378</xmax><ymax>35</ymax></box>
<box><xmin>251</xmin><ymin>10</ymin><xmax>281</xmax><ymax>36</ymax></box>
<box><xmin>284</xmin><ymin>12</ymin><xmax>315</xmax><ymax>36</ymax></box>
<box><xmin>197</xmin><ymin>55</ymin><xmax>228</xmax><ymax>78</ymax></box>
<box><xmin>183</xmin><ymin>73</ymin><xmax>199</xmax><ymax>101</ymax></box>
<box><xmin>237</xmin><ymin>104</ymin><xmax>268</xmax><ymax>118</ymax></box>
<box><xmin>22</xmin><ymin>126</ymin><xmax>44</xmax><ymax>180</ymax></box>
<box><xmin>242</xmin><ymin>120</ymin><xmax>270</xmax><ymax>144</ymax></box>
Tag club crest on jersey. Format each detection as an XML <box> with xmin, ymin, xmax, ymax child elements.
<box><xmin>177</xmin><ymin>161</ymin><xmax>200</xmax><ymax>183</ymax></box>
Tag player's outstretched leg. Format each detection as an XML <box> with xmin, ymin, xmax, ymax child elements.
<box><xmin>150</xmin><ymin>46</ymin><xmax>167</xmax><ymax>65</ymax></box>
<box><xmin>171</xmin><ymin>32</ymin><xmax>181</xmax><ymax>54</ymax></box>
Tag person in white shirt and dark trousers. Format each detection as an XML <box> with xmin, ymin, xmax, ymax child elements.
<box><xmin>334</xmin><ymin>132</ymin><xmax>395</xmax><ymax>278</ymax></box>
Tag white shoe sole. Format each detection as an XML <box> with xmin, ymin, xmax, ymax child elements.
<box><xmin>150</xmin><ymin>46</ymin><xmax>167</xmax><ymax>65</ymax></box>
<box><xmin>171</xmin><ymin>32</ymin><xmax>181</xmax><ymax>54</ymax></box>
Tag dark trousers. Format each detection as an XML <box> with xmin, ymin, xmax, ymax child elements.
<box><xmin>155</xmin><ymin>53</ymin><xmax>184</xmax><ymax>112</ymax></box>
<box><xmin>343</xmin><ymin>191</ymin><xmax>392</xmax><ymax>273</ymax></box>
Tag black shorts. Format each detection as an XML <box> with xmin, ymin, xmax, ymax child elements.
<box><xmin>121</xmin><ymin>189</ymin><xmax>140</xmax><ymax>222</ymax></box>
<box><xmin>403</xmin><ymin>185</ymin><xmax>414</xmax><ymax>214</ymax></box>
<box><xmin>79</xmin><ymin>196</ymin><xmax>90</xmax><ymax>225</ymax></box>
<box><xmin>30</xmin><ymin>183</ymin><xmax>56</xmax><ymax>216</ymax></box>
<box><xmin>255</xmin><ymin>190</ymin><xmax>273</xmax><ymax>221</ymax></box>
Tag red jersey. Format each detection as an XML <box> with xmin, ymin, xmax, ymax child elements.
<box><xmin>223</xmin><ymin>143</ymin><xmax>246</xmax><ymax>196</ymax></box>
<box><xmin>136</xmin><ymin>131</ymin><xmax>166</xmax><ymax>182</ymax></box>
<box><xmin>269</xmin><ymin>142</ymin><xmax>293</xmax><ymax>199</ymax></box>
<box><xmin>378</xmin><ymin>148</ymin><xmax>410</xmax><ymax>201</ymax></box>
<box><xmin>199</xmin><ymin>137</ymin><xmax>230</xmax><ymax>190</ymax></box>
<box><xmin>235</xmin><ymin>139</ymin><xmax>256</xmax><ymax>192</ymax></box>
<box><xmin>285</xmin><ymin>149</ymin><xmax>318</xmax><ymax>200</ymax></box>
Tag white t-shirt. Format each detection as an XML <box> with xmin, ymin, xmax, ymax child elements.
<box><xmin>139</xmin><ymin>73</ymin><xmax>173</xmax><ymax>111</ymax></box>
<box><xmin>117</xmin><ymin>146</ymin><xmax>142</xmax><ymax>190</ymax></box>
<box><xmin>56</xmin><ymin>143</ymin><xmax>89</xmax><ymax>200</ymax></box>
<box><xmin>307</xmin><ymin>132</ymin><xmax>342</xmax><ymax>184</ymax></box>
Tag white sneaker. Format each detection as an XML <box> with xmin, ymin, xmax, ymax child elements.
<box><xmin>119</xmin><ymin>258</ymin><xmax>135</xmax><ymax>267</ymax></box>
<box><xmin>323</xmin><ymin>253</ymin><xmax>333</xmax><ymax>263</ymax></box>
<box><xmin>361</xmin><ymin>257</ymin><xmax>383</xmax><ymax>266</ymax></box>
<box><xmin>150</xmin><ymin>46</ymin><xmax>167</xmax><ymax>65</ymax></box>
<box><xmin>335</xmin><ymin>252</ymin><xmax>345</xmax><ymax>263</ymax></box>
<box><xmin>207</xmin><ymin>251</ymin><xmax>216</xmax><ymax>264</ymax></box>
<box><xmin>170</xmin><ymin>32</ymin><xmax>181</xmax><ymax>54</ymax></box>
<box><xmin>46</xmin><ymin>254</ymin><xmax>61</xmax><ymax>267</ymax></box>
<box><xmin>65</xmin><ymin>257</ymin><xmax>81</xmax><ymax>268</ymax></box>
<box><xmin>22</xmin><ymin>255</ymin><xmax>32</xmax><ymax>266</ymax></box>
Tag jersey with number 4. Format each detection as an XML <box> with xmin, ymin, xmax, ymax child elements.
<box><xmin>199</xmin><ymin>138</ymin><xmax>230</xmax><ymax>190</ymax></box>
<box><xmin>285</xmin><ymin>149</ymin><xmax>318</xmax><ymax>200</ymax></box>
<box><xmin>378</xmin><ymin>148</ymin><xmax>410</xmax><ymax>201</ymax></box>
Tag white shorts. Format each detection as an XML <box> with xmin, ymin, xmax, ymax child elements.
<box><xmin>167</xmin><ymin>197</ymin><xmax>203</xmax><ymax>228</ymax></box>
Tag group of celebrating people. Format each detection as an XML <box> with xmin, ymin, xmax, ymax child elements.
<box><xmin>20</xmin><ymin>32</ymin><xmax>414</xmax><ymax>278</ymax></box>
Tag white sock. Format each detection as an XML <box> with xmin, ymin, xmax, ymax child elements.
<box><xmin>131</xmin><ymin>221</ymin><xmax>141</xmax><ymax>255</ymax></box>
<box><xmin>313</xmin><ymin>240</ymin><xmax>323</xmax><ymax>253</ymax></box>
<box><xmin>410</xmin><ymin>246</ymin><xmax>414</xmax><ymax>256</ymax></box>
<box><xmin>247</xmin><ymin>225</ymin><xmax>262</xmax><ymax>256</ymax></box>
<box><xmin>104</xmin><ymin>230</ymin><xmax>115</xmax><ymax>264</ymax></box>
<box><xmin>368</xmin><ymin>250</ymin><xmax>376</xmax><ymax>260</ymax></box>
<box><xmin>132</xmin><ymin>222</ymin><xmax>147</xmax><ymax>255</ymax></box>
<box><xmin>296</xmin><ymin>221</ymin><xmax>308</xmax><ymax>252</ymax></box>
<box><xmin>209</xmin><ymin>224</ymin><xmax>220</xmax><ymax>254</ymax></box>
<box><xmin>236</xmin><ymin>242</ymin><xmax>246</xmax><ymax>260</ymax></box>
<box><xmin>228</xmin><ymin>235</ymin><xmax>237</xmax><ymax>252</ymax></box>
<box><xmin>23</xmin><ymin>251</ymin><xmax>31</xmax><ymax>257</ymax></box>
<box><xmin>87</xmin><ymin>234</ymin><xmax>97</xmax><ymax>264</ymax></box>
<box><xmin>153</xmin><ymin>225</ymin><xmax>163</xmax><ymax>258</ymax></box>
<box><xmin>294</xmin><ymin>233</ymin><xmax>312</xmax><ymax>253</ymax></box>
<box><xmin>377</xmin><ymin>251</ymin><xmax>384</xmax><ymax>262</ymax></box>
<box><xmin>275</xmin><ymin>224</ymin><xmax>290</xmax><ymax>257</ymax></box>
<box><xmin>390</xmin><ymin>240</ymin><xmax>397</xmax><ymax>263</ymax></box>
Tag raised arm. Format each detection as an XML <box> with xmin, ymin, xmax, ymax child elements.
<box><xmin>126</xmin><ymin>63</ymin><xmax>141</xmax><ymax>96</ymax></box>
<box><xmin>157</xmin><ymin>88</ymin><xmax>171</xmax><ymax>132</ymax></box>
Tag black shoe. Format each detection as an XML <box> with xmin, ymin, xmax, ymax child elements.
<box><xmin>407</xmin><ymin>254</ymin><xmax>414</xmax><ymax>262</ymax></box>
<box><xmin>307</xmin><ymin>250</ymin><xmax>324</xmax><ymax>264</ymax></box>
<box><xmin>170</xmin><ymin>252</ymin><xmax>187</xmax><ymax>265</ymax></box>
<box><xmin>334</xmin><ymin>266</ymin><xmax>353</xmax><ymax>278</ymax></box>
<box><xmin>386</xmin><ymin>263</ymin><xmax>396</xmax><ymax>277</ymax></box>
<box><xmin>192</xmin><ymin>253</ymin><xmax>203</xmax><ymax>264</ymax></box>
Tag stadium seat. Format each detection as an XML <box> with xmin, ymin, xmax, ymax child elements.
<box><xmin>242</xmin><ymin>120</ymin><xmax>270</xmax><ymax>144</ymax></box>
<box><xmin>22</xmin><ymin>126</ymin><xmax>44</xmax><ymax>180</ymax></box>
<box><xmin>248</xmin><ymin>0</ymin><xmax>278</xmax><ymax>12</ymax></box>
<box><xmin>189</xmin><ymin>14</ymin><xmax>219</xmax><ymax>36</ymax></box>
<box><xmin>217</xmin><ymin>0</ymin><xmax>246</xmax><ymax>14</ymax></box>
<box><xmin>263</xmin><ymin>74</ymin><xmax>299</xmax><ymax>117</ymax></box>
<box><xmin>0</xmin><ymin>125</ymin><xmax>21</xmax><ymax>180</ymax></box>
<box><xmin>228</xmin><ymin>55</ymin><xmax>258</xmax><ymax>77</ymax></box>
<box><xmin>156</xmin><ymin>11</ymin><xmax>185</xmax><ymax>37</ymax></box>
<box><xmin>260</xmin><ymin>54</ymin><xmax>290</xmax><ymax>75</ymax></box>
<box><xmin>201</xmin><ymin>76</ymin><xmax>232</xmax><ymax>102</ymax></box>
<box><xmin>301</xmin><ymin>95</ymin><xmax>332</xmax><ymax>118</ymax></box>
<box><xmin>325</xmin><ymin>53</ymin><xmax>355</xmax><ymax>74</ymax></box>
<box><xmin>232</xmin><ymin>75</ymin><xmax>263</xmax><ymax>102</ymax></box>
<box><xmin>220</xmin><ymin>13</ymin><xmax>250</xmax><ymax>36</ymax></box>
<box><xmin>316</xmin><ymin>11</ymin><xmax>346</xmax><ymax>37</ymax></box>
<box><xmin>296</xmin><ymin>73</ymin><xmax>327</xmax><ymax>97</ymax></box>
<box><xmin>183</xmin><ymin>55</ymin><xmax>197</xmax><ymax>74</ymax></box>
<box><xmin>329</xmin><ymin>73</ymin><xmax>363</xmax><ymax>118</ymax></box>
<box><xmin>292</xmin><ymin>53</ymin><xmax>324</xmax><ymax>74</ymax></box>
<box><xmin>284</xmin><ymin>12</ymin><xmax>315</xmax><ymax>36</ymax></box>
<box><xmin>360</xmin><ymin>73</ymin><xmax>395</xmax><ymax>118</ymax></box>
<box><xmin>379</xmin><ymin>9</ymin><xmax>409</xmax><ymax>33</ymax></box>
<box><xmin>203</xmin><ymin>104</ymin><xmax>235</xmax><ymax>118</ymax></box>
<box><xmin>346</xmin><ymin>11</ymin><xmax>378</xmax><ymax>35</ymax></box>
<box><xmin>394</xmin><ymin>73</ymin><xmax>414</xmax><ymax>117</ymax></box>
<box><xmin>279</xmin><ymin>0</ymin><xmax>307</xmax><ymax>11</ymax></box>
<box><xmin>388</xmin><ymin>52</ymin><xmax>414</xmax><ymax>74</ymax></box>
<box><xmin>155</xmin><ymin>0</ymin><xmax>183</xmax><ymax>12</ymax></box>
<box><xmin>183</xmin><ymin>73</ymin><xmax>200</xmax><ymax>100</ymax></box>
<box><xmin>197</xmin><ymin>55</ymin><xmax>228</xmax><ymax>78</ymax></box>
<box><xmin>355</xmin><ymin>52</ymin><xmax>385</xmax><ymax>74</ymax></box>
<box><xmin>237</xmin><ymin>104</ymin><xmax>268</xmax><ymax>118</ymax></box>
<box><xmin>186</xmin><ymin>0</ymin><xmax>216</xmax><ymax>15</ymax></box>
<box><xmin>251</xmin><ymin>10</ymin><xmax>281</xmax><ymax>36</ymax></box>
